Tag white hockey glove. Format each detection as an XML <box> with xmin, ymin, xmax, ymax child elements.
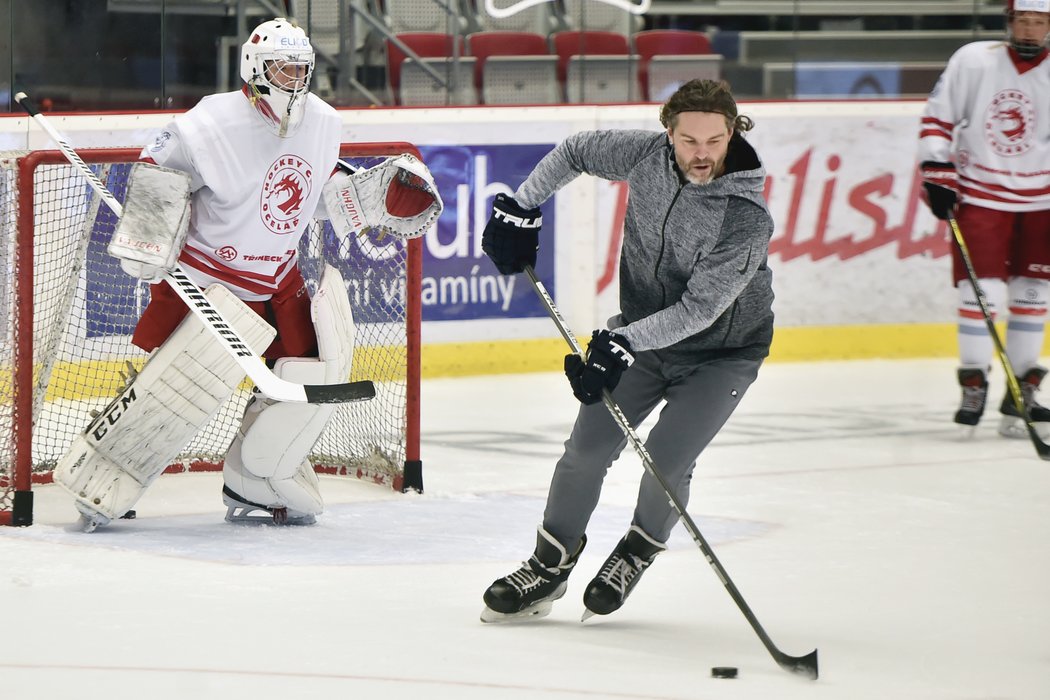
<box><xmin>108</xmin><ymin>162</ymin><xmax>192</xmax><ymax>282</ymax></box>
<box><xmin>322</xmin><ymin>154</ymin><xmax>443</xmax><ymax>241</ymax></box>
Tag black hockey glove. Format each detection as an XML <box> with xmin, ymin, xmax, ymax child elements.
<box><xmin>482</xmin><ymin>193</ymin><xmax>542</xmax><ymax>275</ymax></box>
<box><xmin>920</xmin><ymin>161</ymin><xmax>958</xmax><ymax>221</ymax></box>
<box><xmin>564</xmin><ymin>330</ymin><xmax>635</xmax><ymax>405</ymax></box>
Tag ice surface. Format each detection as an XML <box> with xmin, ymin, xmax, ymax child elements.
<box><xmin>3</xmin><ymin>359</ymin><xmax>1048</xmax><ymax>699</ymax></box>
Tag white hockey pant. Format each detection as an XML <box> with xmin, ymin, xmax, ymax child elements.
<box><xmin>53</xmin><ymin>285</ymin><xmax>276</xmax><ymax>521</ymax></box>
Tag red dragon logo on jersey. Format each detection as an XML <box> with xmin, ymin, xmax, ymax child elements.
<box><xmin>260</xmin><ymin>155</ymin><xmax>314</xmax><ymax>234</ymax></box>
<box><xmin>984</xmin><ymin>89</ymin><xmax>1035</xmax><ymax>156</ymax></box>
<box><xmin>272</xmin><ymin>174</ymin><xmax>305</xmax><ymax>216</ymax></box>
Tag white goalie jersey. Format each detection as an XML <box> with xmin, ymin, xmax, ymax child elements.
<box><xmin>141</xmin><ymin>89</ymin><xmax>342</xmax><ymax>301</ymax></box>
<box><xmin>918</xmin><ymin>41</ymin><xmax>1050</xmax><ymax>212</ymax></box>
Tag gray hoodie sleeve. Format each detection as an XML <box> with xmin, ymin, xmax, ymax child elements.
<box><xmin>514</xmin><ymin>130</ymin><xmax>664</xmax><ymax>208</ymax></box>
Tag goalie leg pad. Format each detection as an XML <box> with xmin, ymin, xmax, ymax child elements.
<box><xmin>235</xmin><ymin>266</ymin><xmax>355</xmax><ymax>479</ymax></box>
<box><xmin>240</xmin><ymin>359</ymin><xmax>337</xmax><ymax>479</ymax></box>
<box><xmin>220</xmin><ymin>268</ymin><xmax>356</xmax><ymax>520</ymax></box>
<box><xmin>53</xmin><ymin>285</ymin><xmax>276</xmax><ymax>521</ymax></box>
<box><xmin>221</xmin><ymin>358</ymin><xmax>330</xmax><ymax>520</ymax></box>
<box><xmin>312</xmin><ymin>264</ymin><xmax>356</xmax><ymax>381</ymax></box>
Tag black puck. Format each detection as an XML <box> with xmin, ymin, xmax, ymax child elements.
<box><xmin>711</xmin><ymin>666</ymin><xmax>738</xmax><ymax>679</ymax></box>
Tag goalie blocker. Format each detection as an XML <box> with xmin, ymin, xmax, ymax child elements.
<box><xmin>108</xmin><ymin>161</ymin><xmax>192</xmax><ymax>282</ymax></box>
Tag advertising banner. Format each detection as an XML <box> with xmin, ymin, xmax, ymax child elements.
<box><xmin>417</xmin><ymin>143</ymin><xmax>556</xmax><ymax>322</ymax></box>
<box><xmin>2</xmin><ymin>101</ymin><xmax>954</xmax><ymax>364</ymax></box>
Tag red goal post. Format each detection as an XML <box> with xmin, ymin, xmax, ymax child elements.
<box><xmin>0</xmin><ymin>143</ymin><xmax>424</xmax><ymax>526</ymax></box>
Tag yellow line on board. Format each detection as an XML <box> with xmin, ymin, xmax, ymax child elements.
<box><xmin>33</xmin><ymin>323</ymin><xmax>1017</xmax><ymax>400</ymax></box>
<box><xmin>39</xmin><ymin>346</ymin><xmax>404</xmax><ymax>401</ymax></box>
<box><xmin>419</xmin><ymin>323</ymin><xmax>982</xmax><ymax>377</ymax></box>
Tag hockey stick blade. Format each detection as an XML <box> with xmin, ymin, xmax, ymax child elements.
<box><xmin>522</xmin><ymin>265</ymin><xmax>819</xmax><ymax>679</ymax></box>
<box><xmin>775</xmin><ymin>648</ymin><xmax>819</xmax><ymax>680</ymax></box>
<box><xmin>948</xmin><ymin>217</ymin><xmax>1050</xmax><ymax>460</ymax></box>
<box><xmin>16</xmin><ymin>90</ymin><xmax>375</xmax><ymax>405</ymax></box>
<box><xmin>304</xmin><ymin>380</ymin><xmax>376</xmax><ymax>403</ymax></box>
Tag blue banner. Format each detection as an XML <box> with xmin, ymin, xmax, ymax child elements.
<box><xmin>418</xmin><ymin>143</ymin><xmax>556</xmax><ymax>322</ymax></box>
<box><xmin>83</xmin><ymin>144</ymin><xmax>559</xmax><ymax>337</ymax></box>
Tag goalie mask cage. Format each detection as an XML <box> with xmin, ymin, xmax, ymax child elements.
<box><xmin>0</xmin><ymin>143</ymin><xmax>423</xmax><ymax>527</ymax></box>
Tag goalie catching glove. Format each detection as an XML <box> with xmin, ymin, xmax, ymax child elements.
<box><xmin>108</xmin><ymin>162</ymin><xmax>192</xmax><ymax>282</ymax></box>
<box><xmin>323</xmin><ymin>153</ymin><xmax>443</xmax><ymax>240</ymax></box>
<box><xmin>565</xmin><ymin>330</ymin><xmax>635</xmax><ymax>405</ymax></box>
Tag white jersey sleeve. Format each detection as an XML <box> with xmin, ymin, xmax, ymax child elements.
<box><xmin>918</xmin><ymin>47</ymin><xmax>969</xmax><ymax>165</ymax></box>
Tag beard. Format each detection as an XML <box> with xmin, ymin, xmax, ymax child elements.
<box><xmin>682</xmin><ymin>158</ymin><xmax>723</xmax><ymax>185</ymax></box>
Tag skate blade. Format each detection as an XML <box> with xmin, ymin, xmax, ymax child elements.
<box><xmin>997</xmin><ymin>416</ymin><xmax>1050</xmax><ymax>440</ymax></box>
<box><xmin>480</xmin><ymin>600</ymin><xmax>554</xmax><ymax>623</ymax></box>
<box><xmin>955</xmin><ymin>424</ymin><xmax>979</xmax><ymax>440</ymax></box>
<box><xmin>224</xmin><ymin>506</ymin><xmax>316</xmax><ymax>526</ymax></box>
<box><xmin>76</xmin><ymin>512</ymin><xmax>110</xmax><ymax>533</ymax></box>
<box><xmin>223</xmin><ymin>498</ymin><xmax>316</xmax><ymax>526</ymax></box>
<box><xmin>74</xmin><ymin>503</ymin><xmax>111</xmax><ymax>533</ymax></box>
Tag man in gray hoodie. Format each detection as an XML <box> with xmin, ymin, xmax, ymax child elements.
<box><xmin>479</xmin><ymin>79</ymin><xmax>775</xmax><ymax>622</ymax></box>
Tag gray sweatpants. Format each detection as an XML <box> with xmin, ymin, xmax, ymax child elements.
<box><xmin>542</xmin><ymin>350</ymin><xmax>762</xmax><ymax>550</ymax></box>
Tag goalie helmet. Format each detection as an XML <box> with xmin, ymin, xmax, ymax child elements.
<box><xmin>1006</xmin><ymin>0</ymin><xmax>1050</xmax><ymax>59</ymax></box>
<box><xmin>241</xmin><ymin>18</ymin><xmax>315</xmax><ymax>137</ymax></box>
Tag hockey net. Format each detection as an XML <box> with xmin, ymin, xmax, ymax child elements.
<box><xmin>0</xmin><ymin>143</ymin><xmax>423</xmax><ymax>526</ymax></box>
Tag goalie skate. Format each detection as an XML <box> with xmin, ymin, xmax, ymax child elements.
<box><xmin>222</xmin><ymin>486</ymin><xmax>317</xmax><ymax>526</ymax></box>
<box><xmin>75</xmin><ymin>503</ymin><xmax>112</xmax><ymax>533</ymax></box>
<box><xmin>481</xmin><ymin>527</ymin><xmax>585</xmax><ymax>623</ymax></box>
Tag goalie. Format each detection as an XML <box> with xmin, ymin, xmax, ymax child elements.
<box><xmin>52</xmin><ymin>17</ymin><xmax>442</xmax><ymax>532</ymax></box>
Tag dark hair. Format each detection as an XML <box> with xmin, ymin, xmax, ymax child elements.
<box><xmin>659</xmin><ymin>79</ymin><xmax>754</xmax><ymax>133</ymax></box>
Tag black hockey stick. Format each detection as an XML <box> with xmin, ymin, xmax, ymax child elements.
<box><xmin>523</xmin><ymin>265</ymin><xmax>819</xmax><ymax>679</ymax></box>
<box><xmin>947</xmin><ymin>216</ymin><xmax>1050</xmax><ymax>459</ymax></box>
<box><xmin>15</xmin><ymin>90</ymin><xmax>374</xmax><ymax>405</ymax></box>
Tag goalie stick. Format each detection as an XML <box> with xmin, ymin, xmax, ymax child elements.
<box><xmin>15</xmin><ymin>91</ymin><xmax>374</xmax><ymax>405</ymax></box>
<box><xmin>948</xmin><ymin>216</ymin><xmax>1050</xmax><ymax>460</ymax></box>
<box><xmin>523</xmin><ymin>265</ymin><xmax>819</xmax><ymax>680</ymax></box>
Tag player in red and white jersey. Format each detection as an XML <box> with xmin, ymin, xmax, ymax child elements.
<box><xmin>133</xmin><ymin>16</ymin><xmax>341</xmax><ymax>359</ymax></box>
<box><xmin>918</xmin><ymin>0</ymin><xmax>1050</xmax><ymax>438</ymax></box>
<box><xmin>121</xmin><ymin>17</ymin><xmax>346</xmax><ymax>526</ymax></box>
<box><xmin>52</xmin><ymin>16</ymin><xmax>443</xmax><ymax>531</ymax></box>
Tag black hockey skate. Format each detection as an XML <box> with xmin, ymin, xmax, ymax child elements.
<box><xmin>581</xmin><ymin>526</ymin><xmax>666</xmax><ymax>620</ymax></box>
<box><xmin>481</xmin><ymin>527</ymin><xmax>585</xmax><ymax>623</ymax></box>
<box><xmin>998</xmin><ymin>366</ymin><xmax>1050</xmax><ymax>439</ymax></box>
<box><xmin>954</xmin><ymin>367</ymin><xmax>988</xmax><ymax>427</ymax></box>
